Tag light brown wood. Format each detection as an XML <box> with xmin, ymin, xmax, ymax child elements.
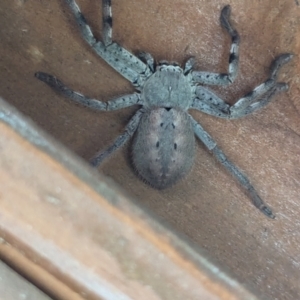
<box><xmin>0</xmin><ymin>260</ymin><xmax>52</xmax><ymax>300</ymax></box>
<box><xmin>0</xmin><ymin>98</ymin><xmax>257</xmax><ymax>299</ymax></box>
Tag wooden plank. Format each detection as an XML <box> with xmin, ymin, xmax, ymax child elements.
<box><xmin>0</xmin><ymin>98</ymin><xmax>257</xmax><ymax>299</ymax></box>
<box><xmin>0</xmin><ymin>260</ymin><xmax>52</xmax><ymax>300</ymax></box>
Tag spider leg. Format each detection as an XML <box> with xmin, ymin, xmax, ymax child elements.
<box><xmin>190</xmin><ymin>116</ymin><xmax>275</xmax><ymax>218</ymax></box>
<box><xmin>192</xmin><ymin>86</ymin><xmax>231</xmax><ymax>117</ymax></box>
<box><xmin>229</xmin><ymin>82</ymin><xmax>288</xmax><ymax>119</ymax></box>
<box><xmin>192</xmin><ymin>83</ymin><xmax>288</xmax><ymax>119</ymax></box>
<box><xmin>230</xmin><ymin>53</ymin><xmax>292</xmax><ymax>118</ymax></box>
<box><xmin>35</xmin><ymin>72</ymin><xmax>142</xmax><ymax>111</ymax></box>
<box><xmin>184</xmin><ymin>57</ymin><xmax>196</xmax><ymax>74</ymax></box>
<box><xmin>65</xmin><ymin>0</ymin><xmax>152</xmax><ymax>88</ymax></box>
<box><xmin>191</xmin><ymin>53</ymin><xmax>293</xmax><ymax>119</ymax></box>
<box><xmin>91</xmin><ymin>109</ymin><xmax>144</xmax><ymax>166</ymax></box>
<box><xmin>137</xmin><ymin>51</ymin><xmax>155</xmax><ymax>72</ymax></box>
<box><xmin>102</xmin><ymin>0</ymin><xmax>112</xmax><ymax>46</ymax></box>
<box><xmin>191</xmin><ymin>5</ymin><xmax>240</xmax><ymax>85</ymax></box>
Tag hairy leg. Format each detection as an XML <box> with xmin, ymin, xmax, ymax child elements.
<box><xmin>191</xmin><ymin>54</ymin><xmax>293</xmax><ymax>119</ymax></box>
<box><xmin>65</xmin><ymin>0</ymin><xmax>151</xmax><ymax>87</ymax></box>
<box><xmin>35</xmin><ymin>72</ymin><xmax>142</xmax><ymax>111</ymax></box>
<box><xmin>91</xmin><ymin>109</ymin><xmax>144</xmax><ymax>166</ymax></box>
<box><xmin>191</xmin><ymin>5</ymin><xmax>240</xmax><ymax>85</ymax></box>
<box><xmin>190</xmin><ymin>115</ymin><xmax>275</xmax><ymax>218</ymax></box>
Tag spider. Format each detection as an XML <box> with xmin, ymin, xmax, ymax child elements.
<box><xmin>35</xmin><ymin>0</ymin><xmax>292</xmax><ymax>218</ymax></box>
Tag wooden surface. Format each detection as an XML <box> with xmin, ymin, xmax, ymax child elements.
<box><xmin>0</xmin><ymin>260</ymin><xmax>52</xmax><ymax>300</ymax></box>
<box><xmin>0</xmin><ymin>0</ymin><xmax>300</xmax><ymax>299</ymax></box>
<box><xmin>0</xmin><ymin>98</ymin><xmax>257</xmax><ymax>300</ymax></box>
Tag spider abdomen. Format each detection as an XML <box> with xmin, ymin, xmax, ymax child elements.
<box><xmin>132</xmin><ymin>108</ymin><xmax>195</xmax><ymax>189</ymax></box>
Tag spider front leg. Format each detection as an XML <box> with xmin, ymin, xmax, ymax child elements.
<box><xmin>191</xmin><ymin>5</ymin><xmax>240</xmax><ymax>85</ymax></box>
<box><xmin>65</xmin><ymin>0</ymin><xmax>152</xmax><ymax>87</ymax></box>
<box><xmin>35</xmin><ymin>72</ymin><xmax>142</xmax><ymax>111</ymax></box>
<box><xmin>190</xmin><ymin>116</ymin><xmax>275</xmax><ymax>218</ymax></box>
<box><xmin>192</xmin><ymin>53</ymin><xmax>293</xmax><ymax>119</ymax></box>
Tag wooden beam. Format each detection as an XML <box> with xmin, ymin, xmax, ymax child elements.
<box><xmin>0</xmin><ymin>98</ymin><xmax>257</xmax><ymax>300</ymax></box>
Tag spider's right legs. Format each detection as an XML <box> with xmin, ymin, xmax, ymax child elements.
<box><xmin>191</xmin><ymin>5</ymin><xmax>240</xmax><ymax>85</ymax></box>
<box><xmin>35</xmin><ymin>72</ymin><xmax>142</xmax><ymax>111</ymax></box>
<box><xmin>192</xmin><ymin>53</ymin><xmax>293</xmax><ymax>119</ymax></box>
<box><xmin>190</xmin><ymin>116</ymin><xmax>275</xmax><ymax>218</ymax></box>
<box><xmin>229</xmin><ymin>53</ymin><xmax>292</xmax><ymax>118</ymax></box>
<box><xmin>65</xmin><ymin>0</ymin><xmax>151</xmax><ymax>86</ymax></box>
<box><xmin>90</xmin><ymin>109</ymin><xmax>144</xmax><ymax>166</ymax></box>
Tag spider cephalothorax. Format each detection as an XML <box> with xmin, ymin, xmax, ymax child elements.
<box><xmin>36</xmin><ymin>1</ymin><xmax>292</xmax><ymax>218</ymax></box>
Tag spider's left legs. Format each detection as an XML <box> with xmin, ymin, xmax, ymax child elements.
<box><xmin>191</xmin><ymin>5</ymin><xmax>240</xmax><ymax>85</ymax></box>
<box><xmin>91</xmin><ymin>109</ymin><xmax>144</xmax><ymax>166</ymax></box>
<box><xmin>190</xmin><ymin>116</ymin><xmax>275</xmax><ymax>218</ymax></box>
<box><xmin>35</xmin><ymin>72</ymin><xmax>142</xmax><ymax>110</ymax></box>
